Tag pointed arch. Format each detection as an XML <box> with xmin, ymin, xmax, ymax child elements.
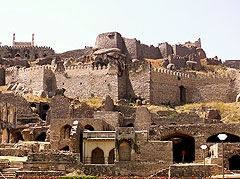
<box><xmin>162</xmin><ymin>132</ymin><xmax>195</xmax><ymax>163</ymax></box>
<box><xmin>60</xmin><ymin>146</ymin><xmax>70</xmax><ymax>151</ymax></box>
<box><xmin>91</xmin><ymin>147</ymin><xmax>104</xmax><ymax>164</ymax></box>
<box><xmin>119</xmin><ymin>142</ymin><xmax>131</xmax><ymax>161</ymax></box>
<box><xmin>85</xmin><ymin>125</ymin><xmax>94</xmax><ymax>131</ymax></box>
<box><xmin>61</xmin><ymin>125</ymin><xmax>72</xmax><ymax>139</ymax></box>
<box><xmin>207</xmin><ymin>132</ymin><xmax>240</xmax><ymax>143</ymax></box>
<box><xmin>108</xmin><ymin>148</ymin><xmax>115</xmax><ymax>164</ymax></box>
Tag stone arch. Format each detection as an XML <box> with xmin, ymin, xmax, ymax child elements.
<box><xmin>61</xmin><ymin>125</ymin><xmax>72</xmax><ymax>139</ymax></box>
<box><xmin>229</xmin><ymin>155</ymin><xmax>240</xmax><ymax>170</ymax></box>
<box><xmin>108</xmin><ymin>148</ymin><xmax>115</xmax><ymax>164</ymax></box>
<box><xmin>2</xmin><ymin>128</ymin><xmax>10</xmax><ymax>143</ymax></box>
<box><xmin>179</xmin><ymin>86</ymin><xmax>186</xmax><ymax>104</ymax></box>
<box><xmin>162</xmin><ymin>132</ymin><xmax>195</xmax><ymax>163</ymax></box>
<box><xmin>35</xmin><ymin>132</ymin><xmax>46</xmax><ymax>141</ymax></box>
<box><xmin>85</xmin><ymin>125</ymin><xmax>94</xmax><ymax>131</ymax></box>
<box><xmin>91</xmin><ymin>147</ymin><xmax>104</xmax><ymax>164</ymax></box>
<box><xmin>207</xmin><ymin>132</ymin><xmax>240</xmax><ymax>143</ymax></box>
<box><xmin>119</xmin><ymin>142</ymin><xmax>131</xmax><ymax>161</ymax></box>
<box><xmin>15</xmin><ymin>53</ymin><xmax>21</xmax><ymax>58</ymax></box>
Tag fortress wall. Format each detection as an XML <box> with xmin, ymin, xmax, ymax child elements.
<box><xmin>127</xmin><ymin>61</ymin><xmax>151</xmax><ymax>102</ymax></box>
<box><xmin>0</xmin><ymin>46</ymin><xmax>54</xmax><ymax>59</ymax></box>
<box><xmin>56</xmin><ymin>65</ymin><xmax>119</xmax><ymax>100</ymax></box>
<box><xmin>94</xmin><ymin>32</ymin><xmax>124</xmax><ymax>51</ymax></box>
<box><xmin>124</xmin><ymin>38</ymin><xmax>138</xmax><ymax>59</ymax></box>
<box><xmin>173</xmin><ymin>44</ymin><xmax>196</xmax><ymax>56</ymax></box>
<box><xmin>139</xmin><ymin>43</ymin><xmax>162</xmax><ymax>59</ymax></box>
<box><xmin>150</xmin><ymin>68</ymin><xmax>235</xmax><ymax>105</ymax></box>
<box><xmin>158</xmin><ymin>42</ymin><xmax>173</xmax><ymax>58</ymax></box>
<box><xmin>0</xmin><ymin>68</ymin><xmax>5</xmax><ymax>85</ymax></box>
<box><xmin>191</xmin><ymin>76</ymin><xmax>235</xmax><ymax>103</ymax></box>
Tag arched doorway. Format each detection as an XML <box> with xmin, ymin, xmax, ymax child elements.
<box><xmin>207</xmin><ymin>133</ymin><xmax>240</xmax><ymax>143</ymax></box>
<box><xmin>35</xmin><ymin>132</ymin><xmax>46</xmax><ymax>141</ymax></box>
<box><xmin>91</xmin><ymin>147</ymin><xmax>104</xmax><ymax>164</ymax></box>
<box><xmin>108</xmin><ymin>149</ymin><xmax>115</xmax><ymax>164</ymax></box>
<box><xmin>180</xmin><ymin>86</ymin><xmax>186</xmax><ymax>104</ymax></box>
<box><xmin>163</xmin><ymin>133</ymin><xmax>195</xmax><ymax>163</ymax></box>
<box><xmin>85</xmin><ymin>125</ymin><xmax>94</xmax><ymax>131</ymax></box>
<box><xmin>229</xmin><ymin>155</ymin><xmax>240</xmax><ymax>170</ymax></box>
<box><xmin>119</xmin><ymin>142</ymin><xmax>131</xmax><ymax>161</ymax></box>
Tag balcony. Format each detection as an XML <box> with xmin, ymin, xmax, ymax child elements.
<box><xmin>83</xmin><ymin>131</ymin><xmax>115</xmax><ymax>140</ymax></box>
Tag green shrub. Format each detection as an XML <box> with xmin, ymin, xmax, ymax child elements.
<box><xmin>60</xmin><ymin>175</ymin><xmax>97</xmax><ymax>179</ymax></box>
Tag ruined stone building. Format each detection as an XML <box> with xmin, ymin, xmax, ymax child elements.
<box><xmin>0</xmin><ymin>32</ymin><xmax>240</xmax><ymax>178</ymax></box>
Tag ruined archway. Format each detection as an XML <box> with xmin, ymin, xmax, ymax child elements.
<box><xmin>229</xmin><ymin>155</ymin><xmax>240</xmax><ymax>170</ymax></box>
<box><xmin>207</xmin><ymin>132</ymin><xmax>240</xmax><ymax>143</ymax></box>
<box><xmin>85</xmin><ymin>125</ymin><xmax>94</xmax><ymax>131</ymax></box>
<box><xmin>180</xmin><ymin>86</ymin><xmax>186</xmax><ymax>104</ymax></box>
<box><xmin>163</xmin><ymin>132</ymin><xmax>195</xmax><ymax>163</ymax></box>
<box><xmin>35</xmin><ymin>132</ymin><xmax>46</xmax><ymax>141</ymax></box>
<box><xmin>91</xmin><ymin>147</ymin><xmax>104</xmax><ymax>164</ymax></box>
<box><xmin>108</xmin><ymin>148</ymin><xmax>115</xmax><ymax>164</ymax></box>
<box><xmin>119</xmin><ymin>142</ymin><xmax>131</xmax><ymax>161</ymax></box>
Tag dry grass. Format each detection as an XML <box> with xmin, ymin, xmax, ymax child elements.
<box><xmin>144</xmin><ymin>58</ymin><xmax>167</xmax><ymax>69</ymax></box>
<box><xmin>23</xmin><ymin>93</ymin><xmax>51</xmax><ymax>103</ymax></box>
<box><xmin>77</xmin><ymin>98</ymin><xmax>102</xmax><ymax>109</ymax></box>
<box><xmin>176</xmin><ymin>102</ymin><xmax>240</xmax><ymax>123</ymax></box>
<box><xmin>146</xmin><ymin>104</ymin><xmax>174</xmax><ymax>113</ymax></box>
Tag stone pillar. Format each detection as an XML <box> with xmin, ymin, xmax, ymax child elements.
<box><xmin>131</xmin><ymin>142</ymin><xmax>135</xmax><ymax>161</ymax></box>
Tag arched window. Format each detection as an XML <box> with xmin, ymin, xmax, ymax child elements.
<box><xmin>91</xmin><ymin>147</ymin><xmax>104</xmax><ymax>164</ymax></box>
<box><xmin>108</xmin><ymin>149</ymin><xmax>115</xmax><ymax>164</ymax></box>
<box><xmin>162</xmin><ymin>132</ymin><xmax>195</xmax><ymax>163</ymax></box>
<box><xmin>85</xmin><ymin>125</ymin><xmax>94</xmax><ymax>131</ymax></box>
<box><xmin>63</xmin><ymin>125</ymin><xmax>72</xmax><ymax>139</ymax></box>
<box><xmin>35</xmin><ymin>132</ymin><xmax>46</xmax><ymax>141</ymax></box>
<box><xmin>119</xmin><ymin>142</ymin><xmax>131</xmax><ymax>161</ymax></box>
<box><xmin>207</xmin><ymin>133</ymin><xmax>240</xmax><ymax>143</ymax></box>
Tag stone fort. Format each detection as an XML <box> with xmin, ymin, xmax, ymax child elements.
<box><xmin>0</xmin><ymin>32</ymin><xmax>240</xmax><ymax>178</ymax></box>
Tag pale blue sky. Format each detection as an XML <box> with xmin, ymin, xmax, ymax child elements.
<box><xmin>0</xmin><ymin>0</ymin><xmax>239</xmax><ymax>60</ymax></box>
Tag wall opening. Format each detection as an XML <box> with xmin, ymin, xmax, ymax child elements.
<box><xmin>125</xmin><ymin>123</ymin><xmax>134</xmax><ymax>127</ymax></box>
<box><xmin>119</xmin><ymin>142</ymin><xmax>131</xmax><ymax>161</ymax></box>
<box><xmin>207</xmin><ymin>133</ymin><xmax>240</xmax><ymax>143</ymax></box>
<box><xmin>85</xmin><ymin>125</ymin><xmax>94</xmax><ymax>131</ymax></box>
<box><xmin>180</xmin><ymin>86</ymin><xmax>186</xmax><ymax>104</ymax></box>
<box><xmin>35</xmin><ymin>54</ymin><xmax>39</xmax><ymax>59</ymax></box>
<box><xmin>229</xmin><ymin>155</ymin><xmax>240</xmax><ymax>170</ymax></box>
<box><xmin>108</xmin><ymin>149</ymin><xmax>115</xmax><ymax>164</ymax></box>
<box><xmin>62</xmin><ymin>125</ymin><xmax>72</xmax><ymax>139</ymax></box>
<box><xmin>91</xmin><ymin>147</ymin><xmax>104</xmax><ymax>164</ymax></box>
<box><xmin>35</xmin><ymin>132</ymin><xmax>46</xmax><ymax>141</ymax></box>
<box><xmin>163</xmin><ymin>133</ymin><xmax>195</xmax><ymax>163</ymax></box>
<box><xmin>16</xmin><ymin>132</ymin><xmax>24</xmax><ymax>142</ymax></box>
<box><xmin>60</xmin><ymin>146</ymin><xmax>70</xmax><ymax>151</ymax></box>
<box><xmin>39</xmin><ymin>103</ymin><xmax>50</xmax><ymax>121</ymax></box>
<box><xmin>15</xmin><ymin>54</ymin><xmax>21</xmax><ymax>57</ymax></box>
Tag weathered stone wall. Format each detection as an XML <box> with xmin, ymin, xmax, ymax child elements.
<box><xmin>158</xmin><ymin>42</ymin><xmax>173</xmax><ymax>58</ymax></box>
<box><xmin>0</xmin><ymin>46</ymin><xmax>54</xmax><ymax>60</ymax></box>
<box><xmin>173</xmin><ymin>44</ymin><xmax>197</xmax><ymax>56</ymax></box>
<box><xmin>0</xmin><ymin>67</ymin><xmax>5</xmax><ymax>86</ymax></box>
<box><xmin>127</xmin><ymin>61</ymin><xmax>151</xmax><ymax>102</ymax></box>
<box><xmin>55</xmin><ymin>65</ymin><xmax>119</xmax><ymax>100</ymax></box>
<box><xmin>95</xmin><ymin>32</ymin><xmax>125</xmax><ymax>51</ymax></box>
<box><xmin>151</xmin><ymin>68</ymin><xmax>235</xmax><ymax>105</ymax></box>
<box><xmin>223</xmin><ymin>60</ymin><xmax>240</xmax><ymax>69</ymax></box>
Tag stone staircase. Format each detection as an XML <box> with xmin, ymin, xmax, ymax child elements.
<box><xmin>0</xmin><ymin>161</ymin><xmax>23</xmax><ymax>179</ymax></box>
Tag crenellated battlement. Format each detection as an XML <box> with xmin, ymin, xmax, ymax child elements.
<box><xmin>152</xmin><ymin>67</ymin><xmax>231</xmax><ymax>80</ymax></box>
<box><xmin>0</xmin><ymin>45</ymin><xmax>53</xmax><ymax>50</ymax></box>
